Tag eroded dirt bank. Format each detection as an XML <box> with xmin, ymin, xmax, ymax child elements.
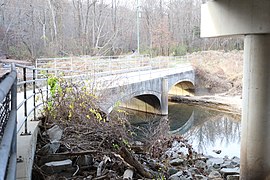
<box><xmin>170</xmin><ymin>94</ymin><xmax>242</xmax><ymax>115</ymax></box>
<box><xmin>174</xmin><ymin>50</ymin><xmax>243</xmax><ymax>115</ymax></box>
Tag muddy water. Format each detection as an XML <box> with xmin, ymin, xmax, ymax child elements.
<box><xmin>125</xmin><ymin>101</ymin><xmax>241</xmax><ymax>158</ymax></box>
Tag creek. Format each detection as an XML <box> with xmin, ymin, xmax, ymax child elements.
<box><xmin>125</xmin><ymin>101</ymin><xmax>241</xmax><ymax>158</ymax></box>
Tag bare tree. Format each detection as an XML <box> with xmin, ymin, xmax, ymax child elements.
<box><xmin>0</xmin><ymin>0</ymin><xmax>243</xmax><ymax>60</ymax></box>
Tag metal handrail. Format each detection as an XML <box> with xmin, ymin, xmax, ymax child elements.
<box><xmin>15</xmin><ymin>64</ymin><xmax>50</xmax><ymax>135</ymax></box>
<box><xmin>15</xmin><ymin>63</ymin><xmax>87</xmax><ymax>135</ymax></box>
<box><xmin>36</xmin><ymin>55</ymin><xmax>189</xmax><ymax>76</ymax></box>
<box><xmin>0</xmin><ymin>64</ymin><xmax>17</xmax><ymax>180</ymax></box>
<box><xmin>0</xmin><ymin>63</ymin><xmax>52</xmax><ymax>179</ymax></box>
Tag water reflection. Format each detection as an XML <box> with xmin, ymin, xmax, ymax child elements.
<box><xmin>123</xmin><ymin>102</ymin><xmax>241</xmax><ymax>158</ymax></box>
<box><xmin>181</xmin><ymin>113</ymin><xmax>240</xmax><ymax>158</ymax></box>
<box><xmin>170</xmin><ymin>102</ymin><xmax>241</xmax><ymax>158</ymax></box>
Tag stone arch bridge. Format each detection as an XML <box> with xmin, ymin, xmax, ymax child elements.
<box><xmin>97</xmin><ymin>66</ymin><xmax>195</xmax><ymax>115</ymax></box>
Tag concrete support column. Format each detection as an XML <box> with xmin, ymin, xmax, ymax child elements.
<box><xmin>241</xmin><ymin>34</ymin><xmax>270</xmax><ymax>179</ymax></box>
<box><xmin>161</xmin><ymin>78</ymin><xmax>168</xmax><ymax>115</ymax></box>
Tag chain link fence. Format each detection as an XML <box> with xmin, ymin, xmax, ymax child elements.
<box><xmin>0</xmin><ymin>73</ymin><xmax>11</xmax><ymax>142</ymax></box>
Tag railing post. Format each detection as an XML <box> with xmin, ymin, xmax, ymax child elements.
<box><xmin>33</xmin><ymin>69</ymin><xmax>36</xmax><ymax>121</ymax></box>
<box><xmin>21</xmin><ymin>67</ymin><xmax>31</xmax><ymax>135</ymax></box>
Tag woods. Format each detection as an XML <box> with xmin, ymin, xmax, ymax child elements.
<box><xmin>0</xmin><ymin>0</ymin><xmax>243</xmax><ymax>60</ymax></box>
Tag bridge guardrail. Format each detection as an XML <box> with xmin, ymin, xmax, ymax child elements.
<box><xmin>0</xmin><ymin>64</ymin><xmax>17</xmax><ymax>180</ymax></box>
<box><xmin>36</xmin><ymin>55</ymin><xmax>189</xmax><ymax>76</ymax></box>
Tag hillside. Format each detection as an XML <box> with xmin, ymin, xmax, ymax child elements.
<box><xmin>189</xmin><ymin>50</ymin><xmax>243</xmax><ymax>96</ymax></box>
<box><xmin>170</xmin><ymin>50</ymin><xmax>243</xmax><ymax>114</ymax></box>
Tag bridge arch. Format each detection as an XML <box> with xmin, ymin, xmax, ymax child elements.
<box><xmin>107</xmin><ymin>90</ymin><xmax>163</xmax><ymax>115</ymax></box>
<box><xmin>167</xmin><ymin>70</ymin><xmax>195</xmax><ymax>95</ymax></box>
<box><xmin>169</xmin><ymin>80</ymin><xmax>195</xmax><ymax>96</ymax></box>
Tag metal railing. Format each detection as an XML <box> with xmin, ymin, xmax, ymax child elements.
<box><xmin>0</xmin><ymin>64</ymin><xmax>17</xmax><ymax>180</ymax></box>
<box><xmin>36</xmin><ymin>55</ymin><xmax>189</xmax><ymax>77</ymax></box>
<box><xmin>16</xmin><ymin>64</ymin><xmax>49</xmax><ymax>135</ymax></box>
<box><xmin>0</xmin><ymin>64</ymin><xmax>50</xmax><ymax>179</ymax></box>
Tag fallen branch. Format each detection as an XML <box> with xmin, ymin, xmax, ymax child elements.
<box><xmin>93</xmin><ymin>174</ymin><xmax>109</xmax><ymax>180</ymax></box>
<box><xmin>118</xmin><ymin>146</ymin><xmax>153</xmax><ymax>178</ymax></box>
<box><xmin>51</xmin><ymin>150</ymin><xmax>100</xmax><ymax>156</ymax></box>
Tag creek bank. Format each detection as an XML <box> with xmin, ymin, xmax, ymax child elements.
<box><xmin>169</xmin><ymin>95</ymin><xmax>242</xmax><ymax>115</ymax></box>
<box><xmin>33</xmin><ymin>123</ymin><xmax>240</xmax><ymax>180</ymax></box>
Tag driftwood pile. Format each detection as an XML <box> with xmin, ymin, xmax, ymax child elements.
<box><xmin>32</xmin><ymin>116</ymin><xmax>241</xmax><ymax>180</ymax></box>
<box><xmin>32</xmin><ymin>114</ymin><xmax>195</xmax><ymax>180</ymax></box>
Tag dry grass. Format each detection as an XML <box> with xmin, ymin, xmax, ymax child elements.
<box><xmin>188</xmin><ymin>50</ymin><xmax>243</xmax><ymax>95</ymax></box>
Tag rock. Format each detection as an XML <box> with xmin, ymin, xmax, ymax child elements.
<box><xmin>213</xmin><ymin>163</ymin><xmax>221</xmax><ymax>170</ymax></box>
<box><xmin>188</xmin><ymin>167</ymin><xmax>200</xmax><ymax>175</ymax></box>
<box><xmin>227</xmin><ymin>174</ymin><xmax>240</xmax><ymax>180</ymax></box>
<box><xmin>207</xmin><ymin>158</ymin><xmax>224</xmax><ymax>166</ymax></box>
<box><xmin>220</xmin><ymin>167</ymin><xmax>240</xmax><ymax>176</ymax></box>
<box><xmin>43</xmin><ymin>159</ymin><xmax>72</xmax><ymax>174</ymax></box>
<box><xmin>171</xmin><ymin>152</ymin><xmax>180</xmax><ymax>159</ymax></box>
<box><xmin>165</xmin><ymin>140</ymin><xmax>189</xmax><ymax>158</ymax></box>
<box><xmin>195</xmin><ymin>174</ymin><xmax>208</xmax><ymax>180</ymax></box>
<box><xmin>168</xmin><ymin>168</ymin><xmax>179</xmax><ymax>176</ymax></box>
<box><xmin>168</xmin><ymin>171</ymin><xmax>183</xmax><ymax>180</ymax></box>
<box><xmin>207</xmin><ymin>158</ymin><xmax>224</xmax><ymax>169</ymax></box>
<box><xmin>208</xmin><ymin>170</ymin><xmax>222</xmax><ymax>179</ymax></box>
<box><xmin>47</xmin><ymin>125</ymin><xmax>63</xmax><ymax>141</ymax></box>
<box><xmin>221</xmin><ymin>160</ymin><xmax>234</xmax><ymax>168</ymax></box>
<box><xmin>195</xmin><ymin>160</ymin><xmax>207</xmax><ymax>170</ymax></box>
<box><xmin>196</xmin><ymin>155</ymin><xmax>209</xmax><ymax>162</ymax></box>
<box><xmin>213</xmin><ymin>149</ymin><xmax>222</xmax><ymax>154</ymax></box>
<box><xmin>123</xmin><ymin>169</ymin><xmax>134</xmax><ymax>180</ymax></box>
<box><xmin>170</xmin><ymin>158</ymin><xmax>185</xmax><ymax>166</ymax></box>
<box><xmin>231</xmin><ymin>156</ymin><xmax>240</xmax><ymax>166</ymax></box>
<box><xmin>168</xmin><ymin>170</ymin><xmax>192</xmax><ymax>180</ymax></box>
<box><xmin>39</xmin><ymin>141</ymin><xmax>60</xmax><ymax>155</ymax></box>
<box><xmin>164</xmin><ymin>150</ymin><xmax>174</xmax><ymax>158</ymax></box>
